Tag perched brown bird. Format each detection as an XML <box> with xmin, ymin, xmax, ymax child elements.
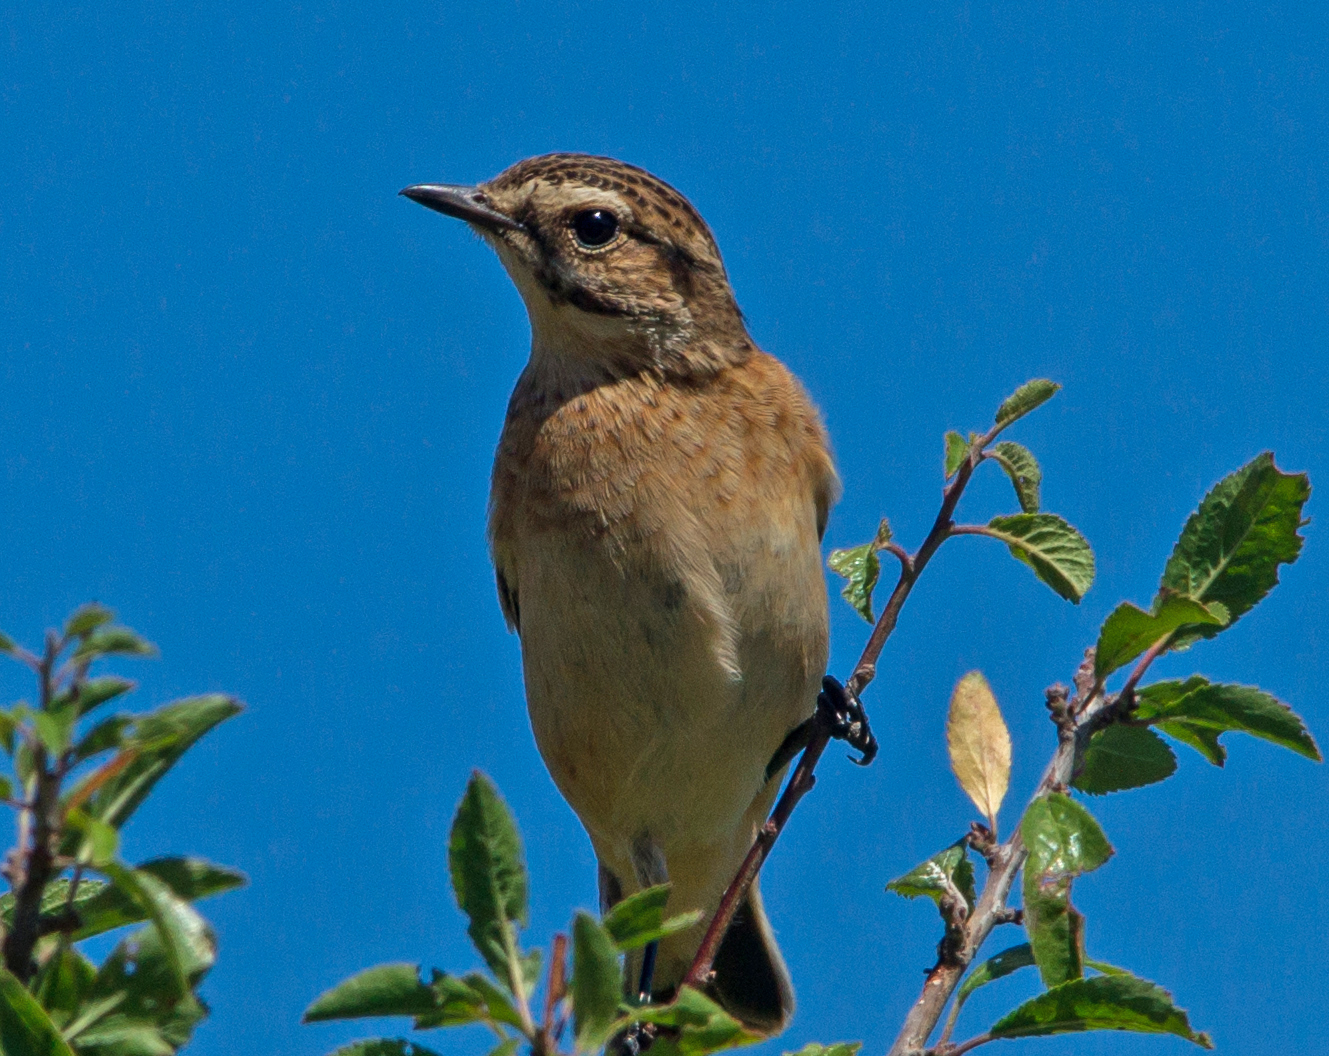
<box><xmin>403</xmin><ymin>154</ymin><xmax>837</xmax><ymax>1033</ymax></box>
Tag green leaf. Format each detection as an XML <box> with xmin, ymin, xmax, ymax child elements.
<box><xmin>72</xmin><ymin>714</ymin><xmax>132</xmax><ymax>765</ymax></box>
<box><xmin>1137</xmin><ymin>678</ymin><xmax>1320</xmax><ymax>762</ymax></box>
<box><xmin>984</xmin><ymin>514</ymin><xmax>1095</xmax><ymax>602</ymax></box>
<box><xmin>304</xmin><ymin>964</ymin><xmax>436</xmax><ymax>1022</ymax></box>
<box><xmin>325</xmin><ymin>1041</ymin><xmax>445</xmax><ymax>1056</ymax></box>
<box><xmin>63</xmin><ymin>676</ymin><xmax>136</xmax><ymax>718</ymax></box>
<box><xmin>573</xmin><ymin>911</ymin><xmax>623</xmax><ymax>1050</ymax></box>
<box><xmin>458</xmin><ymin>973</ymin><xmax>524</xmax><ymax>1031</ymax></box>
<box><xmin>954</xmin><ymin>943</ymin><xmax>1036</xmax><ymax>1009</ymax></box>
<box><xmin>944</xmin><ymin>431</ymin><xmax>970</xmax><ymax>479</ymax></box>
<box><xmin>65</xmin><ymin>604</ymin><xmax>115</xmax><ymax>639</ymax></box>
<box><xmin>1073</xmin><ymin>724</ymin><xmax>1177</xmax><ymax>795</ymax></box>
<box><xmin>994</xmin><ymin>379</ymin><xmax>1060</xmax><ymax>428</ymax></box>
<box><xmin>1094</xmin><ymin>594</ymin><xmax>1227</xmax><ymax>680</ymax></box>
<box><xmin>0</xmin><ymin>776</ymin><xmax>11</xmax><ymax>801</ymax></box>
<box><xmin>989</xmin><ymin>971</ymin><xmax>1212</xmax><ymax>1047</ymax></box>
<box><xmin>990</xmin><ymin>441</ymin><xmax>1042</xmax><ymax>513</ymax></box>
<box><xmin>783</xmin><ymin>1045</ymin><xmax>861</xmax><ymax>1056</ymax></box>
<box><xmin>1021</xmin><ymin>794</ymin><xmax>1112</xmax><ymax>987</ymax></box>
<box><xmin>0</xmin><ymin>967</ymin><xmax>77</xmax><ymax>1056</ymax></box>
<box><xmin>72</xmin><ymin>857</ymin><xmax>244</xmax><ymax>941</ymax></box>
<box><xmin>449</xmin><ymin>772</ymin><xmax>529</xmax><ymax>985</ymax></box>
<box><xmin>33</xmin><ymin>705</ymin><xmax>78</xmax><ymax>757</ymax></box>
<box><xmin>0</xmin><ymin>631</ymin><xmax>17</xmax><ymax>656</ymax></box>
<box><xmin>602</xmin><ymin>884</ymin><xmax>702</xmax><ymax>951</ymax></box>
<box><xmin>827</xmin><ymin>543</ymin><xmax>881</xmax><ymax>623</ymax></box>
<box><xmin>411</xmin><ymin>973</ymin><xmax>490</xmax><ymax>1029</ymax></box>
<box><xmin>1156</xmin><ymin>720</ymin><xmax>1227</xmax><ymax>766</ymax></box>
<box><xmin>70</xmin><ymin>627</ymin><xmax>157</xmax><ymax>663</ymax></box>
<box><xmin>66</xmin><ymin>809</ymin><xmax>120</xmax><ymax>866</ymax></box>
<box><xmin>32</xmin><ymin>946</ymin><xmax>97</xmax><ymax>1029</ymax></box>
<box><xmin>1023</xmin><ymin>793</ymin><xmax>1112</xmax><ymax>883</ymax></box>
<box><xmin>99</xmin><ymin>864</ymin><xmax>215</xmax><ymax>998</ymax></box>
<box><xmin>487</xmin><ymin>1040</ymin><xmax>520</xmax><ymax>1056</ymax></box>
<box><xmin>1158</xmin><ymin>453</ymin><xmax>1309</xmax><ymax>639</ymax></box>
<box><xmin>634</xmin><ymin>987</ymin><xmax>756</xmax><ymax>1055</ymax></box>
<box><xmin>64</xmin><ymin>695</ymin><xmax>242</xmax><ymax>832</ymax></box>
<box><xmin>76</xmin><ymin>922</ymin><xmax>211</xmax><ymax>1052</ymax></box>
<box><xmin>887</xmin><ymin>839</ymin><xmax>976</xmax><ymax>914</ymax></box>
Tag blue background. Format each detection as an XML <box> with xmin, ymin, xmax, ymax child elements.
<box><xmin>2</xmin><ymin>2</ymin><xmax>1326</xmax><ymax>1054</ymax></box>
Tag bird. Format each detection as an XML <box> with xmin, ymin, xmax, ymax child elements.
<box><xmin>402</xmin><ymin>154</ymin><xmax>837</xmax><ymax>1034</ymax></box>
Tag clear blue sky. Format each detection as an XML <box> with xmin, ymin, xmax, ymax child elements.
<box><xmin>2</xmin><ymin>3</ymin><xmax>1326</xmax><ymax>1054</ymax></box>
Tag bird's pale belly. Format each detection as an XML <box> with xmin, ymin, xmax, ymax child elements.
<box><xmin>513</xmin><ymin>524</ymin><xmax>819</xmax><ymax>886</ymax></box>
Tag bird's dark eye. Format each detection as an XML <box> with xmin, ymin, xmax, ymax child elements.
<box><xmin>571</xmin><ymin>209</ymin><xmax>619</xmax><ymax>248</ymax></box>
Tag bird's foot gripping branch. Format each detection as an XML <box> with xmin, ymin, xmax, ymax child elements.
<box><xmin>0</xmin><ymin>607</ymin><xmax>245</xmax><ymax>1055</ymax></box>
<box><xmin>304</xmin><ymin>379</ymin><xmax>1317</xmax><ymax>1056</ymax></box>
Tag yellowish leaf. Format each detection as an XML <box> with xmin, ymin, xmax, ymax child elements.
<box><xmin>947</xmin><ymin>671</ymin><xmax>1012</xmax><ymax>832</ymax></box>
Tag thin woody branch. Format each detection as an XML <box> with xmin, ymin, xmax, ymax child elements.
<box><xmin>888</xmin><ymin>636</ymin><xmax>1177</xmax><ymax>1056</ymax></box>
<box><xmin>3</xmin><ymin>634</ymin><xmax>64</xmax><ymax>982</ymax></box>
<box><xmin>683</xmin><ymin>418</ymin><xmax>1011</xmax><ymax>992</ymax></box>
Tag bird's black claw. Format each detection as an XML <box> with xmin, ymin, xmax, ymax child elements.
<box><xmin>816</xmin><ymin>675</ymin><xmax>878</xmax><ymax>766</ymax></box>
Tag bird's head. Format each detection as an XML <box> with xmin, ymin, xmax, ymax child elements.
<box><xmin>402</xmin><ymin>154</ymin><xmax>752</xmax><ymax>380</ymax></box>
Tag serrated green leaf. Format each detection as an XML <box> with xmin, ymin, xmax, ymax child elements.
<box><xmin>325</xmin><ymin>1041</ymin><xmax>445</xmax><ymax>1056</ymax></box>
<box><xmin>411</xmin><ymin>973</ymin><xmax>489</xmax><ymax>1029</ymax></box>
<box><xmin>602</xmin><ymin>884</ymin><xmax>702</xmax><ymax>952</ymax></box>
<box><xmin>1023</xmin><ymin>793</ymin><xmax>1113</xmax><ymax>881</ymax></box>
<box><xmin>783</xmin><ymin>1044</ymin><xmax>861</xmax><ymax>1056</ymax></box>
<box><xmin>99</xmin><ymin>864</ymin><xmax>214</xmax><ymax>998</ymax></box>
<box><xmin>1021</xmin><ymin>794</ymin><xmax>1112</xmax><ymax>987</ymax></box>
<box><xmin>944</xmin><ymin>431</ymin><xmax>970</xmax><ymax>478</ymax></box>
<box><xmin>887</xmin><ymin>839</ymin><xmax>976</xmax><ymax>914</ymax></box>
<box><xmin>991</xmin><ymin>441</ymin><xmax>1042</xmax><ymax>513</ymax></box>
<box><xmin>303</xmin><ymin>964</ymin><xmax>436</xmax><ymax>1022</ymax></box>
<box><xmin>1094</xmin><ymin>595</ymin><xmax>1226</xmax><ymax>679</ymax></box>
<box><xmin>989</xmin><ymin>971</ymin><xmax>1212</xmax><ymax>1047</ymax></box>
<box><xmin>1156</xmin><ymin>720</ymin><xmax>1227</xmax><ymax>766</ymax></box>
<box><xmin>63</xmin><ymin>676</ymin><xmax>136</xmax><ymax>718</ymax></box>
<box><xmin>70</xmin><ymin>627</ymin><xmax>157</xmax><ymax>663</ymax></box>
<box><xmin>65</xmin><ymin>604</ymin><xmax>115</xmax><ymax>639</ymax></box>
<box><xmin>985</xmin><ymin>514</ymin><xmax>1095</xmax><ymax>602</ymax></box>
<box><xmin>827</xmin><ymin>543</ymin><xmax>881</xmax><ymax>623</ymax></box>
<box><xmin>63</xmin><ymin>695</ymin><xmax>241</xmax><ymax>833</ymax></box>
<box><xmin>72</xmin><ymin>857</ymin><xmax>245</xmax><ymax>941</ymax></box>
<box><xmin>1136</xmin><ymin>678</ymin><xmax>1320</xmax><ymax>762</ymax></box>
<box><xmin>1158</xmin><ymin>453</ymin><xmax>1308</xmax><ymax>641</ymax></box>
<box><xmin>449</xmin><ymin>772</ymin><xmax>529</xmax><ymax>985</ymax></box>
<box><xmin>634</xmin><ymin>987</ymin><xmax>756</xmax><ymax>1055</ymax></box>
<box><xmin>76</xmin><ymin>922</ymin><xmax>210</xmax><ymax>1051</ymax></box>
<box><xmin>573</xmin><ymin>911</ymin><xmax>623</xmax><ymax>1050</ymax></box>
<box><xmin>0</xmin><ymin>967</ymin><xmax>77</xmax><ymax>1056</ymax></box>
<box><xmin>955</xmin><ymin>943</ymin><xmax>1036</xmax><ymax>1007</ymax></box>
<box><xmin>994</xmin><ymin>379</ymin><xmax>1060</xmax><ymax>428</ymax></box>
<box><xmin>945</xmin><ymin>944</ymin><xmax>1036</xmax><ymax>1038</ymax></box>
<box><xmin>1073</xmin><ymin>724</ymin><xmax>1177</xmax><ymax>795</ymax></box>
<box><xmin>459</xmin><ymin>973</ymin><xmax>524</xmax><ymax>1031</ymax></box>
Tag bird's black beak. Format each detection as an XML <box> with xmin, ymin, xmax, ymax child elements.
<box><xmin>399</xmin><ymin>183</ymin><xmax>526</xmax><ymax>235</ymax></box>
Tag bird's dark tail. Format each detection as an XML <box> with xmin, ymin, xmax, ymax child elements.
<box><xmin>707</xmin><ymin>878</ymin><xmax>794</xmax><ymax>1035</ymax></box>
